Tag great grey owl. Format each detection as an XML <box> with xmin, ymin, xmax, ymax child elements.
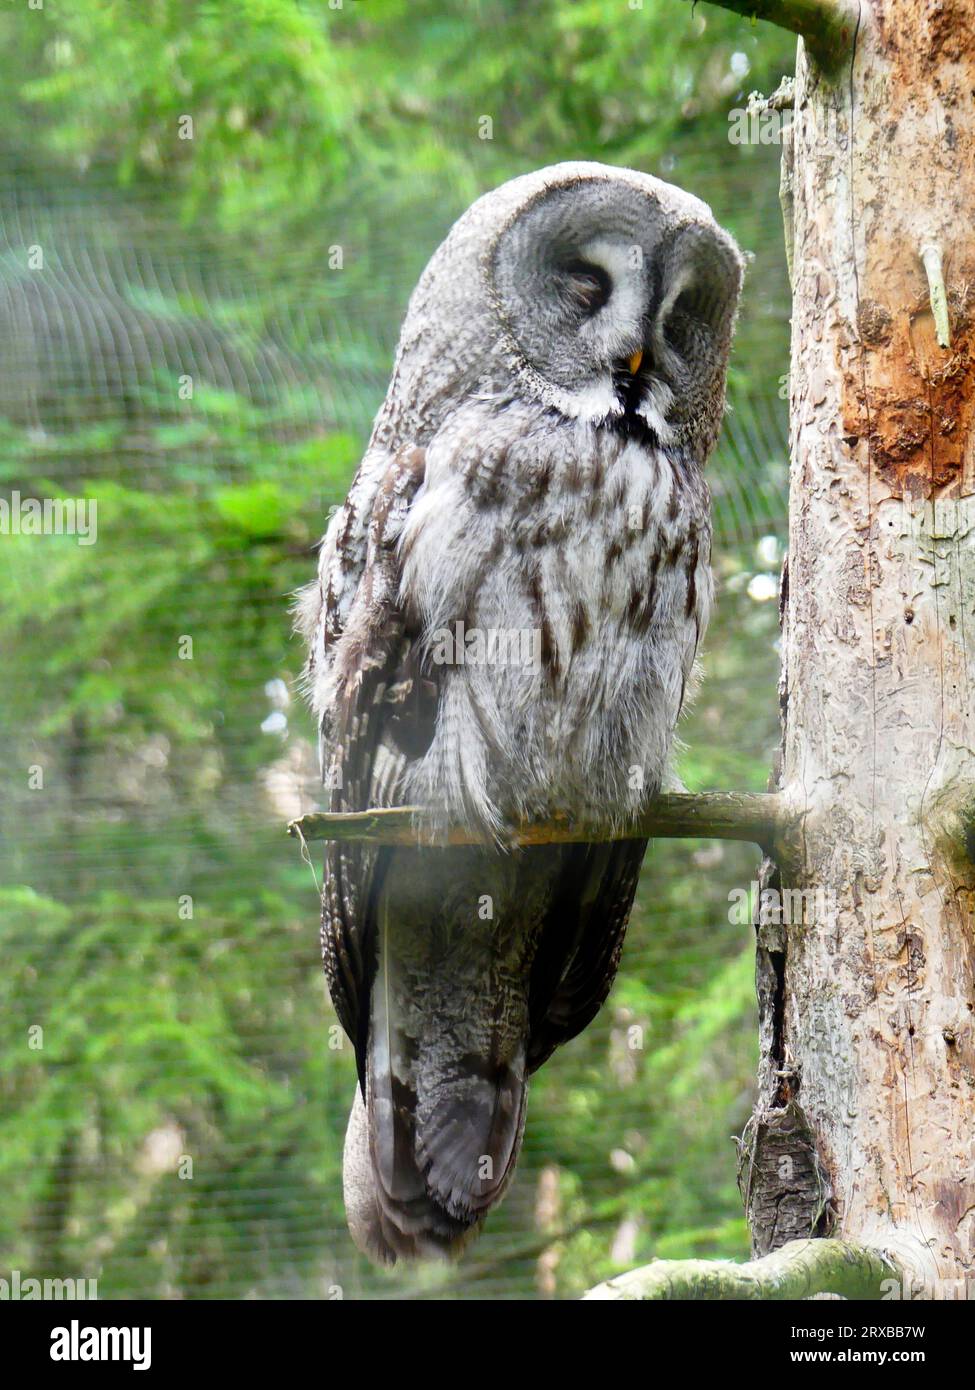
<box><xmin>298</xmin><ymin>161</ymin><xmax>743</xmax><ymax>1265</ymax></box>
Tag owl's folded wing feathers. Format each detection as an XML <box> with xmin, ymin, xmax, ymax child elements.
<box><xmin>296</xmin><ymin>445</ymin><xmax>435</xmax><ymax>1071</ymax></box>
<box><xmin>527</xmin><ymin>836</ymin><xmax>648</xmax><ymax>1072</ymax></box>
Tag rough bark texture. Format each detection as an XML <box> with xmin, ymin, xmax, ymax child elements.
<box><xmin>749</xmin><ymin>0</ymin><xmax>975</xmax><ymax>1294</ymax></box>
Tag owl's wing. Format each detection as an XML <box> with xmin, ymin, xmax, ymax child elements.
<box><xmin>526</xmin><ymin>836</ymin><xmax>648</xmax><ymax>1073</ymax></box>
<box><xmin>301</xmin><ymin>445</ymin><xmax>435</xmax><ymax>1074</ymax></box>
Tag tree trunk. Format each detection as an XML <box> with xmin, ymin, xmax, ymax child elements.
<box><xmin>743</xmin><ymin>0</ymin><xmax>975</xmax><ymax>1295</ymax></box>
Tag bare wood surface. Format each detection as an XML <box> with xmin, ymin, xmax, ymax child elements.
<box><xmin>289</xmin><ymin>790</ymin><xmax>787</xmax><ymax>850</ymax></box>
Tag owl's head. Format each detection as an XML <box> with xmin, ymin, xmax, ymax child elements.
<box><xmin>378</xmin><ymin>162</ymin><xmax>744</xmax><ymax>462</ymax></box>
<box><xmin>486</xmin><ymin>164</ymin><xmax>744</xmax><ymax>454</ymax></box>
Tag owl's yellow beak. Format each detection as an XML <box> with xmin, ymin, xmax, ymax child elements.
<box><xmin>627</xmin><ymin>349</ymin><xmax>643</xmax><ymax>375</ymax></box>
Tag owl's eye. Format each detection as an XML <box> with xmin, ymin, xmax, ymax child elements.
<box><xmin>664</xmin><ymin>283</ymin><xmax>721</xmax><ymax>357</ymax></box>
<box><xmin>561</xmin><ymin>260</ymin><xmax>612</xmax><ymax>314</ymax></box>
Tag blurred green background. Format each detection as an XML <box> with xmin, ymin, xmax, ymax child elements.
<box><xmin>0</xmin><ymin>0</ymin><xmax>794</xmax><ymax>1298</ymax></box>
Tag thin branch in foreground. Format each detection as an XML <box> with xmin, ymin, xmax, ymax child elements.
<box><xmin>678</xmin><ymin>0</ymin><xmax>857</xmax><ymax>74</ymax></box>
<box><xmin>583</xmin><ymin>1238</ymin><xmax>900</xmax><ymax>1301</ymax></box>
<box><xmin>288</xmin><ymin>790</ymin><xmax>786</xmax><ymax>851</ymax></box>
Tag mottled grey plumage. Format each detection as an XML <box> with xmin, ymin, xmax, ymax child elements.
<box><xmin>298</xmin><ymin>162</ymin><xmax>743</xmax><ymax>1264</ymax></box>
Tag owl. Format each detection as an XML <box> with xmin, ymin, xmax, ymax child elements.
<box><xmin>298</xmin><ymin>162</ymin><xmax>743</xmax><ymax>1265</ymax></box>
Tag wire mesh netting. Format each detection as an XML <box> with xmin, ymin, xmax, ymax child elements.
<box><xmin>0</xmin><ymin>7</ymin><xmax>794</xmax><ymax>1300</ymax></box>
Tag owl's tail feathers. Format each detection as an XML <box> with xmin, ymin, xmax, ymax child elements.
<box><xmin>342</xmin><ymin>1084</ymin><xmax>470</xmax><ymax>1266</ymax></box>
<box><xmin>413</xmin><ymin>1051</ymin><xmax>527</xmax><ymax>1222</ymax></box>
<box><xmin>342</xmin><ymin>1051</ymin><xmax>528</xmax><ymax>1266</ymax></box>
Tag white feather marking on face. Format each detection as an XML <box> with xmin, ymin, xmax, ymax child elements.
<box><xmin>637</xmin><ymin>378</ymin><xmax>675</xmax><ymax>444</ymax></box>
<box><xmin>650</xmin><ymin>257</ymin><xmax>698</xmax><ymax>396</ymax></box>
<box><xmin>561</xmin><ymin>376</ymin><xmax>619</xmax><ymax>419</ymax></box>
<box><xmin>578</xmin><ymin>236</ymin><xmax>647</xmax><ymax>353</ymax></box>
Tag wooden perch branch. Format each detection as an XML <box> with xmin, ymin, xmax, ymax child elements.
<box><xmin>289</xmin><ymin>790</ymin><xmax>787</xmax><ymax>851</ymax></box>
<box><xmin>583</xmin><ymin>1238</ymin><xmax>901</xmax><ymax>1301</ymax></box>
<box><xmin>678</xmin><ymin>0</ymin><xmax>857</xmax><ymax>73</ymax></box>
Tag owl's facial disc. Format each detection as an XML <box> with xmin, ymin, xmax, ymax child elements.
<box><xmin>489</xmin><ymin>175</ymin><xmax>742</xmax><ymax>440</ymax></box>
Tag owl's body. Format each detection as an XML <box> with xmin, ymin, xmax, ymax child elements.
<box><xmin>298</xmin><ymin>163</ymin><xmax>742</xmax><ymax>1263</ymax></box>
